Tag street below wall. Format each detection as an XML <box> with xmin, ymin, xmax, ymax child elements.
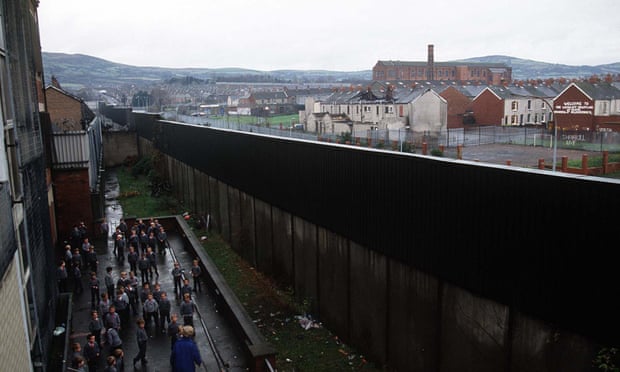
<box><xmin>441</xmin><ymin>143</ymin><xmax>601</xmax><ymax>169</ymax></box>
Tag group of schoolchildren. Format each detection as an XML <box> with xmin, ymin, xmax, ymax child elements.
<box><xmin>64</xmin><ymin>217</ymin><xmax>205</xmax><ymax>371</ymax></box>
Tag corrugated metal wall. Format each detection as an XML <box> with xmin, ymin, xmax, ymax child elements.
<box><xmin>136</xmin><ymin>115</ymin><xmax>620</xmax><ymax>345</ymax></box>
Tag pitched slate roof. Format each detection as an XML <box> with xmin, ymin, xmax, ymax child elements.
<box><xmin>573</xmin><ymin>81</ymin><xmax>620</xmax><ymax>100</ymax></box>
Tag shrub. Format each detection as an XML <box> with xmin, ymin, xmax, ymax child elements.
<box><xmin>430</xmin><ymin>148</ymin><xmax>444</xmax><ymax>157</ymax></box>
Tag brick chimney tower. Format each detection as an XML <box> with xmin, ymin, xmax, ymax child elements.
<box><xmin>427</xmin><ymin>44</ymin><xmax>435</xmax><ymax>81</ymax></box>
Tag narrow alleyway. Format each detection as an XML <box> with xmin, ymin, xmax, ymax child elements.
<box><xmin>66</xmin><ymin>169</ymin><xmax>249</xmax><ymax>371</ymax></box>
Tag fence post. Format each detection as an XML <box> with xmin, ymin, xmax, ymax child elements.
<box><xmin>603</xmin><ymin>151</ymin><xmax>609</xmax><ymax>174</ymax></box>
<box><xmin>582</xmin><ymin>154</ymin><xmax>588</xmax><ymax>175</ymax></box>
<box><xmin>457</xmin><ymin>144</ymin><xmax>462</xmax><ymax>160</ymax></box>
<box><xmin>538</xmin><ymin>159</ymin><xmax>545</xmax><ymax>170</ymax></box>
<box><xmin>422</xmin><ymin>142</ymin><xmax>428</xmax><ymax>155</ymax></box>
<box><xmin>562</xmin><ymin>156</ymin><xmax>568</xmax><ymax>172</ymax></box>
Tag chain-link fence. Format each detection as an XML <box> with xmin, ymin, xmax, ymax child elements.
<box><xmin>166</xmin><ymin>112</ymin><xmax>620</xmax><ymax>154</ymax></box>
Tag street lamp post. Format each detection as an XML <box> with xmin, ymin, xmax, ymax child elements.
<box><xmin>552</xmin><ymin>118</ymin><xmax>558</xmax><ymax>172</ymax></box>
<box><xmin>530</xmin><ymin>96</ymin><xmax>558</xmax><ymax>171</ymax></box>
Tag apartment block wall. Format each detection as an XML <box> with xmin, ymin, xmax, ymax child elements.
<box><xmin>0</xmin><ymin>259</ymin><xmax>31</xmax><ymax>371</ymax></box>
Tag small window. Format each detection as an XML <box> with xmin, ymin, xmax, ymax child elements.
<box><xmin>511</xmin><ymin>101</ymin><xmax>518</xmax><ymax>111</ymax></box>
<box><xmin>511</xmin><ymin>115</ymin><xmax>518</xmax><ymax>125</ymax></box>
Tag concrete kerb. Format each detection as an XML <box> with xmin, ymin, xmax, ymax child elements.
<box><xmin>134</xmin><ymin>215</ymin><xmax>277</xmax><ymax>372</ymax></box>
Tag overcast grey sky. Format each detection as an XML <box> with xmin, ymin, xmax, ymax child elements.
<box><xmin>38</xmin><ymin>0</ymin><xmax>619</xmax><ymax>71</ymax></box>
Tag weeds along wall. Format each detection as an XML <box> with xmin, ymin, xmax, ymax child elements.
<box><xmin>134</xmin><ymin>114</ymin><xmax>620</xmax><ymax>371</ymax></box>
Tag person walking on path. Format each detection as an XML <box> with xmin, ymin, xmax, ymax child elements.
<box><xmin>100</xmin><ymin>217</ymin><xmax>110</xmax><ymax>240</ymax></box>
<box><xmin>73</xmin><ymin>262</ymin><xmax>84</xmax><ymax>295</ymax></box>
<box><xmin>139</xmin><ymin>229</ymin><xmax>149</xmax><ymax>254</ymax></box>
<box><xmin>104</xmin><ymin>305</ymin><xmax>121</xmax><ymax>333</ymax></box>
<box><xmin>146</xmin><ymin>246</ymin><xmax>159</xmax><ymax>280</ymax></box>
<box><xmin>83</xmin><ymin>333</ymin><xmax>101</xmax><ymax>372</ymax></box>
<box><xmin>57</xmin><ymin>260</ymin><xmax>68</xmax><ymax>293</ymax></box>
<box><xmin>137</xmin><ymin>253</ymin><xmax>150</xmax><ymax>285</ymax></box>
<box><xmin>171</xmin><ymin>261</ymin><xmax>183</xmax><ymax>297</ymax></box>
<box><xmin>86</xmin><ymin>245</ymin><xmax>98</xmax><ymax>274</ymax></box>
<box><xmin>113</xmin><ymin>348</ymin><xmax>125</xmax><ymax>372</ymax></box>
<box><xmin>89</xmin><ymin>310</ymin><xmax>104</xmax><ymax>347</ymax></box>
<box><xmin>106</xmin><ymin>326</ymin><xmax>123</xmax><ymax>356</ymax></box>
<box><xmin>105</xmin><ymin>266</ymin><xmax>115</xmax><ymax>298</ymax></box>
<box><xmin>114</xmin><ymin>234</ymin><xmax>126</xmax><ymax>264</ymax></box>
<box><xmin>171</xmin><ymin>325</ymin><xmax>202</xmax><ymax>372</ymax></box>
<box><xmin>103</xmin><ymin>355</ymin><xmax>117</xmax><ymax>372</ymax></box>
<box><xmin>63</xmin><ymin>244</ymin><xmax>73</xmax><ymax>266</ymax></box>
<box><xmin>127</xmin><ymin>271</ymin><xmax>140</xmax><ymax>316</ymax></box>
<box><xmin>167</xmin><ymin>313</ymin><xmax>181</xmax><ymax>350</ymax></box>
<box><xmin>190</xmin><ymin>259</ymin><xmax>202</xmax><ymax>293</ymax></box>
<box><xmin>180</xmin><ymin>293</ymin><xmax>195</xmax><ymax>326</ymax></box>
<box><xmin>133</xmin><ymin>318</ymin><xmax>149</xmax><ymax>368</ymax></box>
<box><xmin>159</xmin><ymin>291</ymin><xmax>172</xmax><ymax>333</ymax></box>
<box><xmin>143</xmin><ymin>293</ymin><xmax>159</xmax><ymax>335</ymax></box>
<box><xmin>147</xmin><ymin>231</ymin><xmax>158</xmax><ymax>256</ymax></box>
<box><xmin>157</xmin><ymin>226</ymin><xmax>168</xmax><ymax>255</ymax></box>
<box><xmin>180</xmin><ymin>278</ymin><xmax>193</xmax><ymax>301</ymax></box>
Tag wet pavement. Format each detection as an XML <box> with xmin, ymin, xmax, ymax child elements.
<box><xmin>67</xmin><ymin>169</ymin><xmax>249</xmax><ymax>372</ymax></box>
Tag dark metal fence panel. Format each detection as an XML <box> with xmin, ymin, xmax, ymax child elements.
<box><xmin>136</xmin><ymin>117</ymin><xmax>620</xmax><ymax>345</ymax></box>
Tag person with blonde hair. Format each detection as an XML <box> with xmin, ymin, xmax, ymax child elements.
<box><xmin>171</xmin><ymin>325</ymin><xmax>202</xmax><ymax>371</ymax></box>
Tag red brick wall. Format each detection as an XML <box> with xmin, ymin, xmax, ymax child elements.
<box><xmin>53</xmin><ymin>169</ymin><xmax>93</xmax><ymax>241</ymax></box>
<box><xmin>46</xmin><ymin>88</ymin><xmax>83</xmax><ymax>130</ymax></box>
<box><xmin>470</xmin><ymin>89</ymin><xmax>504</xmax><ymax>125</ymax></box>
<box><xmin>554</xmin><ymin>86</ymin><xmax>594</xmax><ymax>131</ymax></box>
<box><xmin>440</xmin><ymin>86</ymin><xmax>472</xmax><ymax>128</ymax></box>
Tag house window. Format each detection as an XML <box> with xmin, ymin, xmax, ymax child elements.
<box><xmin>363</xmin><ymin>106</ymin><xmax>371</xmax><ymax>112</ymax></box>
<box><xmin>520</xmin><ymin>114</ymin><xmax>523</xmax><ymax>124</ymax></box>
<box><xmin>527</xmin><ymin>113</ymin><xmax>531</xmax><ymax>123</ymax></box>
<box><xmin>511</xmin><ymin>101</ymin><xmax>518</xmax><ymax>111</ymax></box>
<box><xmin>527</xmin><ymin>100</ymin><xmax>532</xmax><ymax>110</ymax></box>
<box><xmin>385</xmin><ymin>106</ymin><xmax>394</xmax><ymax>114</ymax></box>
<box><xmin>511</xmin><ymin>115</ymin><xmax>518</xmax><ymax>125</ymax></box>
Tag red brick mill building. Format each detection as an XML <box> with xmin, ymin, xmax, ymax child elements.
<box><xmin>373</xmin><ymin>44</ymin><xmax>512</xmax><ymax>85</ymax></box>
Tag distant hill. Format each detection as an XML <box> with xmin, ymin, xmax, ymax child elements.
<box><xmin>42</xmin><ymin>52</ymin><xmax>619</xmax><ymax>90</ymax></box>
<box><xmin>456</xmin><ymin>55</ymin><xmax>620</xmax><ymax>80</ymax></box>
<box><xmin>42</xmin><ymin>52</ymin><xmax>372</xmax><ymax>90</ymax></box>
